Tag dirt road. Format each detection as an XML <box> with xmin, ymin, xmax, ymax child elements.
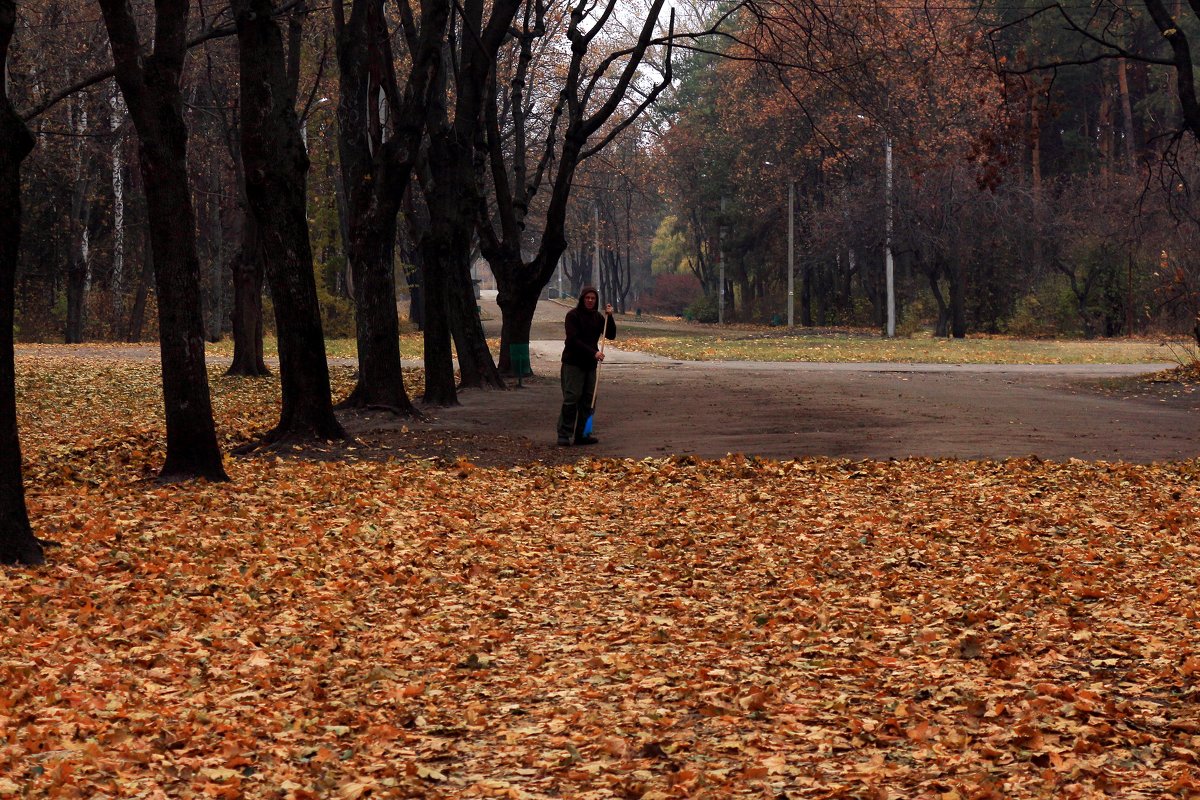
<box><xmin>415</xmin><ymin>295</ymin><xmax>1199</xmax><ymax>464</ymax></box>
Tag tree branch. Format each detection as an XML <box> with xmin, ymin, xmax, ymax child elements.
<box><xmin>21</xmin><ymin>0</ymin><xmax>307</xmax><ymax>121</ymax></box>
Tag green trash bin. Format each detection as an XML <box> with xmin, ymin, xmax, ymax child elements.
<box><xmin>508</xmin><ymin>343</ymin><xmax>533</xmax><ymax>385</ymax></box>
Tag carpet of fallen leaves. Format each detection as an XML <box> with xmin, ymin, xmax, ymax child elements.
<box><xmin>4</xmin><ymin>356</ymin><xmax>1200</xmax><ymax>799</ymax></box>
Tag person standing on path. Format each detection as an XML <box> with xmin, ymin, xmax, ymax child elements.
<box><xmin>557</xmin><ymin>286</ymin><xmax>616</xmax><ymax>446</ymax></box>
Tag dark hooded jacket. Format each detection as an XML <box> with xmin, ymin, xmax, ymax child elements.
<box><xmin>562</xmin><ymin>287</ymin><xmax>616</xmax><ymax>370</ymax></box>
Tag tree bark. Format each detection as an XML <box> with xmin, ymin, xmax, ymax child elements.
<box><xmin>1117</xmin><ymin>57</ymin><xmax>1138</xmax><ymax>173</ymax></box>
<box><xmin>334</xmin><ymin>0</ymin><xmax>407</xmax><ymax>411</ymax></box>
<box><xmin>418</xmin><ymin>0</ymin><xmax>516</xmax><ymax>402</ymax></box>
<box><xmin>0</xmin><ymin>0</ymin><xmax>45</xmax><ymax>565</ymax></box>
<box><xmin>65</xmin><ymin>170</ymin><xmax>94</xmax><ymax>343</ymax></box>
<box><xmin>801</xmin><ymin>264</ymin><xmax>813</xmax><ymax>327</ymax></box>
<box><xmin>203</xmin><ymin>166</ymin><xmax>225</xmax><ymax>343</ymax></box>
<box><xmin>332</xmin><ymin>0</ymin><xmax>444</xmax><ymax>414</ymax></box>
<box><xmin>419</xmin><ymin>131</ymin><xmax>466</xmax><ymax>405</ymax></box>
<box><xmin>928</xmin><ymin>259</ymin><xmax>950</xmax><ymax>337</ymax></box>
<box><xmin>567</xmin><ymin>242</ymin><xmax>591</xmax><ymax>298</ymax></box>
<box><xmin>233</xmin><ymin>0</ymin><xmax>346</xmax><ymax>443</ymax></box>
<box><xmin>950</xmin><ymin>259</ymin><xmax>967</xmax><ymax>339</ymax></box>
<box><xmin>449</xmin><ymin>247</ymin><xmax>501</xmax><ymax>389</ymax></box>
<box><xmin>1097</xmin><ymin>75</ymin><xmax>1114</xmax><ymax>171</ymax></box>
<box><xmin>226</xmin><ymin>210</ymin><xmax>270</xmax><ymax>376</ymax></box>
<box><xmin>65</xmin><ymin>243</ymin><xmax>88</xmax><ymax>342</ymax></box>
<box><xmin>1030</xmin><ymin>99</ymin><xmax>1041</xmax><ymax>194</ymax></box>
<box><xmin>420</xmin><ymin>135</ymin><xmax>503</xmax><ymax>399</ymax></box>
<box><xmin>1142</xmin><ymin>0</ymin><xmax>1200</xmax><ymax>142</ymax></box>
<box><xmin>126</xmin><ymin>219</ymin><xmax>154</xmax><ymax>342</ymax></box>
<box><xmin>223</xmin><ymin>106</ymin><xmax>268</xmax><ymax>376</ymax></box>
<box><xmin>495</xmin><ymin>266</ymin><xmax>541</xmax><ymax>374</ymax></box>
<box><xmin>399</xmin><ymin>206</ymin><xmax>425</xmax><ymax>330</ymax></box>
<box><xmin>99</xmin><ymin>0</ymin><xmax>228</xmax><ymax>482</ymax></box>
<box><xmin>340</xmin><ymin>209</ymin><xmax>416</xmax><ymax>410</ymax></box>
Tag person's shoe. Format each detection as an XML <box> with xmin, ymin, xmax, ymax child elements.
<box><xmin>557</xmin><ymin>436</ymin><xmax>572</xmax><ymax>446</ymax></box>
<box><xmin>574</xmin><ymin>435</ymin><xmax>599</xmax><ymax>446</ymax></box>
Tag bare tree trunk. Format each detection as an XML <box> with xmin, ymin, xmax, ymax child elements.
<box><xmin>332</xmin><ymin>154</ymin><xmax>353</xmax><ymax>297</ymax></box>
<box><xmin>950</xmin><ymin>259</ymin><xmax>966</xmax><ymax>339</ymax></box>
<box><xmin>223</xmin><ymin>108</ymin><xmax>268</xmax><ymax>375</ymax></box>
<box><xmin>421</xmin><ymin>137</ymin><xmax>503</xmax><ymax>398</ymax></box>
<box><xmin>928</xmin><ymin>259</ymin><xmax>950</xmax><ymax>337</ymax></box>
<box><xmin>204</xmin><ymin>166</ymin><xmax>225</xmax><ymax>342</ymax></box>
<box><xmin>333</xmin><ymin>0</ymin><xmax>447</xmax><ymax>411</ymax></box>
<box><xmin>109</xmin><ymin>87</ymin><xmax>128</xmax><ymax>325</ymax></box>
<box><xmin>65</xmin><ymin>124</ymin><xmax>95</xmax><ymax>344</ymax></box>
<box><xmin>226</xmin><ymin>209</ymin><xmax>269</xmax><ymax>375</ymax></box>
<box><xmin>419</xmin><ymin>0</ymin><xmax>518</xmax><ymax>401</ymax></box>
<box><xmin>126</xmin><ymin>219</ymin><xmax>154</xmax><ymax>342</ymax></box>
<box><xmin>1030</xmin><ymin>99</ymin><xmax>1041</xmax><ymax>194</ymax></box>
<box><xmin>496</xmin><ymin>277</ymin><xmax>537</xmax><ymax>374</ymax></box>
<box><xmin>233</xmin><ymin>0</ymin><xmax>346</xmax><ymax>443</ymax></box>
<box><xmin>449</xmin><ymin>250</ymin><xmax>501</xmax><ymax>389</ymax></box>
<box><xmin>334</xmin><ymin>0</ymin><xmax>411</xmax><ymax>412</ymax></box>
<box><xmin>1117</xmin><ymin>57</ymin><xmax>1138</xmax><ymax>173</ymax></box>
<box><xmin>399</xmin><ymin>203</ymin><xmax>425</xmax><ymax>330</ymax></box>
<box><xmin>420</xmin><ymin>130</ymin><xmax>466</xmax><ymax>405</ymax></box>
<box><xmin>99</xmin><ymin>0</ymin><xmax>228</xmax><ymax>482</ymax></box>
<box><xmin>1</xmin><ymin>0</ymin><xmax>45</xmax><ymax>564</ymax></box>
<box><xmin>1098</xmin><ymin>75</ymin><xmax>1114</xmax><ymax>172</ymax></box>
<box><xmin>619</xmin><ymin>197</ymin><xmax>633</xmax><ymax>313</ymax></box>
<box><xmin>64</xmin><ymin>207</ymin><xmax>91</xmax><ymax>342</ymax></box>
<box><xmin>567</xmin><ymin>244</ymin><xmax>591</xmax><ymax>297</ymax></box>
<box><xmin>801</xmin><ymin>263</ymin><xmax>813</xmax><ymax>327</ymax></box>
<box><xmin>340</xmin><ymin>208</ymin><xmax>416</xmax><ymax>410</ymax></box>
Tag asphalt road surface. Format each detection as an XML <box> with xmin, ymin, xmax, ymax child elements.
<box><xmin>419</xmin><ymin>295</ymin><xmax>1198</xmax><ymax>463</ymax></box>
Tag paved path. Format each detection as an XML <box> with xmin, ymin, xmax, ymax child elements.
<box><xmin>426</xmin><ymin>344</ymin><xmax>1197</xmax><ymax>463</ymax></box>
<box><xmin>416</xmin><ymin>295</ymin><xmax>1199</xmax><ymax>463</ymax></box>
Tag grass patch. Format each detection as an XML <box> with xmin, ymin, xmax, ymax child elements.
<box><xmin>616</xmin><ymin>329</ymin><xmax>1186</xmax><ymax>364</ymax></box>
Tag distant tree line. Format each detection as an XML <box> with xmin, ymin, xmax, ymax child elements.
<box><xmin>645</xmin><ymin>0</ymin><xmax>1200</xmax><ymax>341</ymax></box>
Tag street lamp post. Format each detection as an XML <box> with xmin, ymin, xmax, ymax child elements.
<box><xmin>885</xmin><ymin>134</ymin><xmax>895</xmax><ymax>338</ymax></box>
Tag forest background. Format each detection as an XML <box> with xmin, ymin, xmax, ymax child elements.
<box><xmin>11</xmin><ymin>0</ymin><xmax>1200</xmax><ymax>350</ymax></box>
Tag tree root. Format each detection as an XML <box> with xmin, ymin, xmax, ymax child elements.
<box><xmin>363</xmin><ymin>403</ymin><xmax>426</xmax><ymax>420</ymax></box>
<box><xmin>232</xmin><ymin>424</ymin><xmax>356</xmax><ymax>456</ymax></box>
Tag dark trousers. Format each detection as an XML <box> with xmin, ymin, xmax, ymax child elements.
<box><xmin>557</xmin><ymin>364</ymin><xmax>597</xmax><ymax>440</ymax></box>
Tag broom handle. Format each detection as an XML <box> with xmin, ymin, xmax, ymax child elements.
<box><xmin>590</xmin><ymin>315</ymin><xmax>610</xmax><ymax>408</ymax></box>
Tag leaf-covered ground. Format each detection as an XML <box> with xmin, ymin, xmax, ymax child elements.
<box><xmin>205</xmin><ymin>336</ymin><xmax>428</xmax><ymax>364</ymax></box>
<box><xmin>4</xmin><ymin>356</ymin><xmax>1200</xmax><ymax>799</ymax></box>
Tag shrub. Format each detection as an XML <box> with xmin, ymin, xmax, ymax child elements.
<box><xmin>1006</xmin><ymin>275</ymin><xmax>1079</xmax><ymax>338</ymax></box>
<box><xmin>317</xmin><ymin>283</ymin><xmax>356</xmax><ymax>339</ymax></box>
<box><xmin>640</xmin><ymin>273</ymin><xmax>703</xmax><ymax>316</ymax></box>
<box><xmin>684</xmin><ymin>294</ymin><xmax>719</xmax><ymax>324</ymax></box>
